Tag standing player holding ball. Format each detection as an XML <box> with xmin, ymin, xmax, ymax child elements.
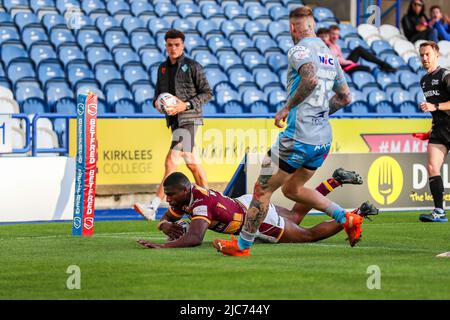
<box><xmin>418</xmin><ymin>41</ymin><xmax>450</xmax><ymax>223</ymax></box>
<box><xmin>134</xmin><ymin>29</ymin><xmax>213</xmax><ymax>220</ymax></box>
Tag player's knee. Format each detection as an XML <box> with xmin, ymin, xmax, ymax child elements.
<box><xmin>281</xmin><ymin>183</ymin><xmax>298</xmax><ymax>200</ymax></box>
<box><xmin>428</xmin><ymin>163</ymin><xmax>441</xmax><ymax>176</ymax></box>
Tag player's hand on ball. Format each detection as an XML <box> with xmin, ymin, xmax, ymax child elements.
<box><xmin>275</xmin><ymin>106</ymin><xmax>289</xmax><ymax>128</ymax></box>
<box><xmin>137</xmin><ymin>239</ymin><xmax>162</xmax><ymax>249</ymax></box>
<box><xmin>165</xmin><ymin>97</ymin><xmax>187</xmax><ymax>116</ymax></box>
<box><xmin>160</xmin><ymin>221</ymin><xmax>184</xmax><ymax>240</ymax></box>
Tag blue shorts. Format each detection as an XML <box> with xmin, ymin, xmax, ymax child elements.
<box><xmin>269</xmin><ymin>134</ymin><xmax>331</xmax><ymax>174</ymax></box>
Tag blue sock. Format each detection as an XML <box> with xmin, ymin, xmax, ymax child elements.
<box><xmin>237</xmin><ymin>229</ymin><xmax>256</xmax><ymax>250</ymax></box>
<box><xmin>325</xmin><ymin>203</ymin><xmax>347</xmax><ymax>224</ymax></box>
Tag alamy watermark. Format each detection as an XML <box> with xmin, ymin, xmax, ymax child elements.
<box><xmin>66</xmin><ymin>265</ymin><xmax>81</xmax><ymax>290</ymax></box>
<box><xmin>366</xmin><ymin>265</ymin><xmax>381</xmax><ymax>290</ymax></box>
<box><xmin>65</xmin><ymin>5</ymin><xmax>83</xmax><ymax>30</ymax></box>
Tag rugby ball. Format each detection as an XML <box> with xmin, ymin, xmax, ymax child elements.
<box><xmin>156</xmin><ymin>92</ymin><xmax>177</xmax><ymax>114</ymax></box>
<box><xmin>167</xmin><ymin>220</ymin><xmax>190</xmax><ymax>241</ymax></box>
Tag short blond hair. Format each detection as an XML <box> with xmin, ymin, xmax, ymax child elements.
<box><xmin>289</xmin><ymin>6</ymin><xmax>313</xmax><ymax>19</ymax></box>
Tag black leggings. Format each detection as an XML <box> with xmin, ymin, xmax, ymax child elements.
<box><xmin>347</xmin><ymin>46</ymin><xmax>385</xmax><ymax>66</ymax></box>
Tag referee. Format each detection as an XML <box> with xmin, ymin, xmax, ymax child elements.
<box><xmin>418</xmin><ymin>41</ymin><xmax>450</xmax><ymax>222</ymax></box>
<box><xmin>134</xmin><ymin>29</ymin><xmax>213</xmax><ymax>220</ymax></box>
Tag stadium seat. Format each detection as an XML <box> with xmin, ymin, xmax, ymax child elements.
<box><xmin>67</xmin><ymin>65</ymin><xmax>95</xmax><ymax>87</ymax></box>
<box><xmin>267</xmin><ymin>53</ymin><xmax>288</xmax><ymax>74</ymax></box>
<box><xmin>14</xmin><ymin>12</ymin><xmax>40</xmax><ymax>31</ymax></box>
<box><xmin>105</xmin><ymin>83</ymin><xmax>132</xmax><ymax>105</ymax></box>
<box><xmin>0</xmin><ymin>12</ymin><xmax>14</xmax><ymax>26</ymax></box>
<box><xmin>123</xmin><ymin>65</ymin><xmax>150</xmax><ymax>88</ymax></box>
<box><xmin>339</xmin><ymin>23</ymin><xmax>359</xmax><ymax>39</ymax></box>
<box><xmin>0</xmin><ymin>27</ymin><xmax>21</xmax><ymax>45</ymax></box>
<box><xmin>352</xmin><ymin>71</ymin><xmax>378</xmax><ymax>91</ymax></box>
<box><xmin>140</xmin><ymin>99</ymin><xmax>160</xmax><ymax>115</ymax></box>
<box><xmin>46</xmin><ymin>83</ymin><xmax>74</xmax><ymax>105</ymax></box>
<box><xmin>196</xmin><ymin>20</ymin><xmax>222</xmax><ymax>40</ymax></box>
<box><xmin>2</xmin><ymin>46</ymin><xmax>29</xmax><ymax>66</ymax></box>
<box><xmin>357</xmin><ymin>23</ymin><xmax>379</xmax><ymax>42</ymax></box>
<box><xmin>0</xmin><ymin>96</ymin><xmax>20</xmax><ymax>113</ymax></box>
<box><xmin>313</xmin><ymin>7</ymin><xmax>336</xmax><ymax>23</ymax></box>
<box><xmin>76</xmin><ymin>84</ymin><xmax>104</xmax><ymax>101</ymax></box>
<box><xmin>221</xmin><ymin>20</ymin><xmax>245</xmax><ymax>39</ymax></box>
<box><xmin>7</xmin><ymin>62</ymin><xmax>36</xmax><ymax>84</ymax></box>
<box><xmin>205</xmin><ymin>67</ymin><xmax>229</xmax><ymax>90</ymax></box>
<box><xmin>36</xmin><ymin>127</ymin><xmax>59</xmax><ymax>152</ymax></box>
<box><xmin>249</xmin><ymin>101</ymin><xmax>270</xmax><ymax>114</ymax></box>
<box><xmin>172</xmin><ymin>19</ymin><xmax>196</xmax><ymax>35</ymax></box>
<box><xmin>106</xmin><ymin>0</ymin><xmax>130</xmax><ymax>17</ymax></box>
<box><xmin>0</xmin><ymin>85</ymin><xmax>14</xmax><ymax>100</ymax></box>
<box><xmin>95</xmin><ymin>16</ymin><xmax>121</xmax><ymax>35</ymax></box>
<box><xmin>223</xmin><ymin>101</ymin><xmax>244</xmax><ymax>114</ymax></box>
<box><xmin>50</xmin><ymin>28</ymin><xmax>77</xmax><ymax>49</ymax></box>
<box><xmin>229</xmin><ymin>69</ymin><xmax>254</xmax><ymax>89</ymax></box>
<box><xmin>178</xmin><ymin>3</ymin><xmax>202</xmax><ymax>21</ymax></box>
<box><xmin>113</xmin><ymin>99</ymin><xmax>137</xmax><ymax>114</ymax></box>
<box><xmin>349</xmin><ymin>89</ymin><xmax>366</xmax><ymax>103</ymax></box>
<box><xmin>367</xmin><ymin>89</ymin><xmax>388</xmax><ymax>106</ymax></box>
<box><xmin>201</xmin><ymin>3</ymin><xmax>225</xmax><ymax>22</ymax></box>
<box><xmin>22</xmin><ymin>28</ymin><xmax>50</xmax><ymax>50</ymax></box>
<box><xmin>242</xmin><ymin>52</ymin><xmax>267</xmax><ymax>71</ymax></box>
<box><xmin>268</xmin><ymin>21</ymin><xmax>289</xmax><ymax>40</ymax></box>
<box><xmin>371</xmin><ymin>40</ymin><xmax>395</xmax><ymax>56</ymax></box>
<box><xmin>86</xmin><ymin>47</ymin><xmax>114</xmax><ymax>69</ymax></box>
<box><xmin>399</xmin><ymin>71</ymin><xmax>420</xmax><ymax>90</ymax></box>
<box><xmin>141</xmin><ymin>50</ymin><xmax>164</xmax><ymax>70</ymax></box>
<box><xmin>130</xmin><ymin>32</ymin><xmax>157</xmax><ymax>53</ymax></box>
<box><xmin>379</xmin><ymin>24</ymin><xmax>401</xmax><ymax>41</ymax></box>
<box><xmin>155</xmin><ymin>2</ymin><xmax>179</xmax><ymax>22</ymax></box>
<box><xmin>438</xmin><ymin>40</ymin><xmax>450</xmax><ymax>57</ymax></box>
<box><xmin>42</xmin><ymin>13</ymin><xmax>66</xmax><ymax>33</ymax></box>
<box><xmin>254</xmin><ymin>69</ymin><xmax>281</xmax><ymax>92</ymax></box>
<box><xmin>269</xmin><ymin>6</ymin><xmax>289</xmax><ymax>21</ymax></box>
<box><xmin>376</xmin><ymin>72</ymin><xmax>401</xmax><ymax>92</ymax></box>
<box><xmin>244</xmin><ymin>21</ymin><xmax>267</xmax><ymax>40</ymax></box>
<box><xmin>246</xmin><ymin>4</ymin><xmax>270</xmax><ymax>23</ymax></box>
<box><xmin>194</xmin><ymin>51</ymin><xmax>219</xmax><ymax>68</ymax></box>
<box><xmin>382</xmin><ymin>53</ymin><xmax>408</xmax><ymax>70</ymax></box>
<box><xmin>349</xmin><ymin>101</ymin><xmax>370</xmax><ymax>114</ymax></box>
<box><xmin>114</xmin><ymin>48</ymin><xmax>141</xmax><ymax>70</ymax></box>
<box><xmin>203</xmin><ymin>102</ymin><xmax>218</xmax><ymax>114</ymax></box>
<box><xmin>346</xmin><ymin>37</ymin><xmax>371</xmax><ymax>51</ymax></box>
<box><xmin>104</xmin><ymin>30</ymin><xmax>130</xmax><ymax>52</ymax></box>
<box><xmin>207</xmin><ymin>36</ymin><xmax>233</xmax><ymax>54</ymax></box>
<box><xmin>30</xmin><ymin>45</ymin><xmax>57</xmax><ymax>67</ymax></box>
<box><xmin>38</xmin><ymin>62</ymin><xmax>65</xmax><ymax>87</ymax></box>
<box><xmin>242</xmin><ymin>87</ymin><xmax>266</xmax><ymax>105</ymax></box>
<box><xmin>217</xmin><ymin>51</ymin><xmax>244</xmax><ymax>71</ymax></box>
<box><xmin>21</xmin><ymin>97</ymin><xmax>46</xmax><ymax>114</ymax></box>
<box><xmin>133</xmin><ymin>85</ymin><xmax>155</xmax><ymax>105</ymax></box>
<box><xmin>231</xmin><ymin>35</ymin><xmax>257</xmax><ymax>55</ymax></box>
<box><xmin>255</xmin><ymin>37</ymin><xmax>281</xmax><ymax>56</ymax></box>
<box><xmin>122</xmin><ymin>16</ymin><xmax>146</xmax><ymax>36</ymax></box>
<box><xmin>278</xmin><ymin>36</ymin><xmax>294</xmax><ymax>54</ymax></box>
<box><xmin>82</xmin><ymin>0</ymin><xmax>106</xmax><ymax>16</ymax></box>
<box><xmin>268</xmin><ymin>89</ymin><xmax>287</xmax><ymax>106</ymax></box>
<box><xmin>58</xmin><ymin>46</ymin><xmax>85</xmax><ymax>67</ymax></box>
<box><xmin>393</xmin><ymin>40</ymin><xmax>416</xmax><ymax>60</ymax></box>
<box><xmin>15</xmin><ymin>85</ymin><xmax>44</xmax><ymax>104</ymax></box>
<box><xmin>131</xmin><ymin>1</ymin><xmax>154</xmax><ymax>21</ymax></box>
<box><xmin>399</xmin><ymin>101</ymin><xmax>419</xmax><ymax>114</ymax></box>
<box><xmin>77</xmin><ymin>30</ymin><xmax>103</xmax><ymax>51</ymax></box>
<box><xmin>216</xmin><ymin>88</ymin><xmax>239</xmax><ymax>105</ymax></box>
<box><xmin>184</xmin><ymin>34</ymin><xmax>208</xmax><ymax>54</ymax></box>
<box><xmin>374</xmin><ymin>101</ymin><xmax>394</xmax><ymax>114</ymax></box>
<box><xmin>223</xmin><ymin>3</ymin><xmax>247</xmax><ymax>26</ymax></box>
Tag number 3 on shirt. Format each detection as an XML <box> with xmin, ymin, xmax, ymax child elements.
<box><xmin>308</xmin><ymin>79</ymin><xmax>334</xmax><ymax>107</ymax></box>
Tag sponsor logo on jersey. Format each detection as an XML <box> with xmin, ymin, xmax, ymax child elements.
<box><xmin>318</xmin><ymin>53</ymin><xmax>335</xmax><ymax>66</ymax></box>
<box><xmin>432</xmin><ymin>79</ymin><xmax>439</xmax><ymax>86</ymax></box>
<box><xmin>424</xmin><ymin>90</ymin><xmax>440</xmax><ymax>97</ymax></box>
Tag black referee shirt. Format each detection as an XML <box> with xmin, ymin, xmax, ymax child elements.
<box><xmin>420</xmin><ymin>66</ymin><xmax>450</xmax><ymax>128</ymax></box>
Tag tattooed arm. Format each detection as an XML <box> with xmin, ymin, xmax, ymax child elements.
<box><xmin>275</xmin><ymin>63</ymin><xmax>318</xmax><ymax>128</ymax></box>
<box><xmin>328</xmin><ymin>82</ymin><xmax>352</xmax><ymax>115</ymax></box>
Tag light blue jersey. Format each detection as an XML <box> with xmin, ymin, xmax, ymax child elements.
<box><xmin>284</xmin><ymin>37</ymin><xmax>346</xmax><ymax>145</ymax></box>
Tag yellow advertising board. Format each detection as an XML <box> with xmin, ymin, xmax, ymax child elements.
<box><xmin>69</xmin><ymin>118</ymin><xmax>432</xmax><ymax>185</ymax></box>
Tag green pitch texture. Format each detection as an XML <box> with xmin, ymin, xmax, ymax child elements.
<box><xmin>1</xmin><ymin>211</ymin><xmax>449</xmax><ymax>299</ymax></box>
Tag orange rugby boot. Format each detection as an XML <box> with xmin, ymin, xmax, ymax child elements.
<box><xmin>343</xmin><ymin>212</ymin><xmax>363</xmax><ymax>247</ymax></box>
<box><xmin>213</xmin><ymin>236</ymin><xmax>250</xmax><ymax>257</ymax></box>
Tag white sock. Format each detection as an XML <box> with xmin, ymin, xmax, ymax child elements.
<box><xmin>150</xmin><ymin>197</ymin><xmax>161</xmax><ymax>209</ymax></box>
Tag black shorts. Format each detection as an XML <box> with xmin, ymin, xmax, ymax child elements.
<box><xmin>170</xmin><ymin>123</ymin><xmax>198</xmax><ymax>153</ymax></box>
<box><xmin>429</xmin><ymin>127</ymin><xmax>450</xmax><ymax>150</ymax></box>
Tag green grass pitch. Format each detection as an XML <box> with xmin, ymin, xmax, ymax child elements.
<box><xmin>1</xmin><ymin>211</ymin><xmax>449</xmax><ymax>300</ymax></box>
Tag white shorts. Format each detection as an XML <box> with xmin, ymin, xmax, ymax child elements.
<box><xmin>235</xmin><ymin>194</ymin><xmax>285</xmax><ymax>243</ymax></box>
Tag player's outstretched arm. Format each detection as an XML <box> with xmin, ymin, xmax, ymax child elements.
<box><xmin>275</xmin><ymin>63</ymin><xmax>318</xmax><ymax>128</ymax></box>
<box><xmin>329</xmin><ymin>82</ymin><xmax>352</xmax><ymax>115</ymax></box>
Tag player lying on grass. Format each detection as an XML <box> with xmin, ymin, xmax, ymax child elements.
<box><xmin>135</xmin><ymin>169</ymin><xmax>378</xmax><ymax>250</ymax></box>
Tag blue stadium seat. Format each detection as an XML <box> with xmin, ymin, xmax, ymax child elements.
<box><xmin>223</xmin><ymin>101</ymin><xmax>244</xmax><ymax>114</ymax></box>
<box><xmin>172</xmin><ymin>19</ymin><xmax>196</xmax><ymax>35</ymax></box>
<box><xmin>349</xmin><ymin>89</ymin><xmax>365</xmax><ymax>102</ymax></box>
<box><xmin>201</xmin><ymin>3</ymin><xmax>225</xmax><ymax>21</ymax></box>
<box><xmin>0</xmin><ymin>12</ymin><xmax>14</xmax><ymax>26</ymax></box>
<box><xmin>349</xmin><ymin>101</ymin><xmax>370</xmax><ymax>114</ymax></box>
<box><xmin>399</xmin><ymin>70</ymin><xmax>420</xmax><ymax>90</ymax></box>
<box><xmin>113</xmin><ymin>99</ymin><xmax>137</xmax><ymax>114</ymax></box>
<box><xmin>2</xmin><ymin>46</ymin><xmax>29</xmax><ymax>66</ymax></box>
<box><xmin>15</xmin><ymin>85</ymin><xmax>44</xmax><ymax>104</ymax></box>
<box><xmin>4</xmin><ymin>0</ymin><xmax>30</xmax><ymax>12</ymax></box>
<box><xmin>0</xmin><ymin>79</ymin><xmax>12</xmax><ymax>90</ymax></box>
<box><xmin>7</xmin><ymin>62</ymin><xmax>36</xmax><ymax>84</ymax></box>
<box><xmin>214</xmin><ymin>82</ymin><xmax>235</xmax><ymax>94</ymax></box>
<box><xmin>30</xmin><ymin>45</ymin><xmax>57</xmax><ymax>67</ymax></box>
<box><xmin>244</xmin><ymin>21</ymin><xmax>267</xmax><ymax>40</ymax></box>
<box><xmin>46</xmin><ymin>83</ymin><xmax>74</xmax><ymax>105</ymax></box>
<box><xmin>42</xmin><ymin>14</ymin><xmax>66</xmax><ymax>33</ymax></box>
<box><xmin>67</xmin><ymin>65</ymin><xmax>95</xmax><ymax>87</ymax></box>
<box><xmin>203</xmin><ymin>102</ymin><xmax>218</xmax><ymax>114</ymax></box>
<box><xmin>268</xmin><ymin>89</ymin><xmax>287</xmax><ymax>106</ymax></box>
<box><xmin>178</xmin><ymin>3</ymin><xmax>202</xmax><ymax>20</ymax></box>
<box><xmin>130</xmin><ymin>32</ymin><xmax>157</xmax><ymax>53</ymax></box>
<box><xmin>217</xmin><ymin>52</ymin><xmax>244</xmax><ymax>71</ymax></box>
<box><xmin>269</xmin><ymin>6</ymin><xmax>289</xmax><ymax>21</ymax></box>
<box><xmin>122</xmin><ymin>17</ymin><xmax>146</xmax><ymax>36</ymax></box>
<box><xmin>105</xmin><ymin>83</ymin><xmax>133</xmax><ymax>105</ymax></box>
<box><xmin>242</xmin><ymin>52</ymin><xmax>267</xmax><ymax>71</ymax></box>
<box><xmin>82</xmin><ymin>0</ymin><xmax>106</xmax><ymax>16</ymax></box>
<box><xmin>149</xmin><ymin>65</ymin><xmax>158</xmax><ymax>86</ymax></box>
<box><xmin>22</xmin><ymin>97</ymin><xmax>46</xmax><ymax>114</ymax></box>
<box><xmin>95</xmin><ymin>64</ymin><xmax>123</xmax><ymax>89</ymax></box>
<box><xmin>221</xmin><ymin>20</ymin><xmax>245</xmax><ymax>39</ymax></box>
<box><xmin>0</xmin><ymin>27</ymin><xmax>21</xmax><ymax>45</ymax></box>
<box><xmin>408</xmin><ymin>56</ymin><xmax>423</xmax><ymax>73</ymax></box>
<box><xmin>376</xmin><ymin>72</ymin><xmax>401</xmax><ymax>91</ymax></box>
<box><xmin>254</xmin><ymin>69</ymin><xmax>281</xmax><ymax>92</ymax></box>
<box><xmin>346</xmin><ymin>38</ymin><xmax>370</xmax><ymax>51</ymax></box>
<box><xmin>38</xmin><ymin>62</ymin><xmax>65</xmax><ymax>87</ymax></box>
<box><xmin>255</xmin><ymin>36</ymin><xmax>281</xmax><ymax>56</ymax></box>
<box><xmin>399</xmin><ymin>101</ymin><xmax>419</xmax><ymax>114</ymax></box>
<box><xmin>207</xmin><ymin>36</ymin><xmax>233</xmax><ymax>54</ymax></box>
<box><xmin>114</xmin><ymin>48</ymin><xmax>140</xmax><ymax>70</ymax></box>
<box><xmin>155</xmin><ymin>2</ymin><xmax>179</xmax><ymax>23</ymax></box>
<box><xmin>246</xmin><ymin>4</ymin><xmax>270</xmax><ymax>21</ymax></box>
<box><xmin>231</xmin><ymin>35</ymin><xmax>257</xmax><ymax>55</ymax></box>
<box><xmin>313</xmin><ymin>7</ymin><xmax>337</xmax><ymax>23</ymax></box>
<box><xmin>141</xmin><ymin>49</ymin><xmax>164</xmax><ymax>70</ymax></box>
<box><xmin>196</xmin><ymin>20</ymin><xmax>222</xmax><ymax>40</ymax></box>
<box><xmin>339</xmin><ymin>23</ymin><xmax>359</xmax><ymax>39</ymax></box>
<box><xmin>106</xmin><ymin>0</ymin><xmax>130</xmax><ymax>16</ymax></box>
<box><xmin>194</xmin><ymin>51</ymin><xmax>219</xmax><ymax>68</ymax></box>
<box><xmin>74</xmin><ymin>15</ymin><xmax>96</xmax><ymax>31</ymax></box>
<box><xmin>86</xmin><ymin>47</ymin><xmax>114</xmax><ymax>68</ymax></box>
<box><xmin>50</xmin><ymin>28</ymin><xmax>76</xmax><ymax>49</ymax></box>
<box><xmin>95</xmin><ymin>16</ymin><xmax>121</xmax><ymax>35</ymax></box>
<box><xmin>58</xmin><ymin>46</ymin><xmax>85</xmax><ymax>67</ymax></box>
<box><xmin>77</xmin><ymin>29</ymin><xmax>103</xmax><ymax>50</ymax></box>
<box><xmin>268</xmin><ymin>21</ymin><xmax>290</xmax><ymax>40</ymax></box>
<box><xmin>14</xmin><ymin>12</ymin><xmax>40</xmax><ymax>31</ymax></box>
<box><xmin>242</xmin><ymin>87</ymin><xmax>266</xmax><ymax>105</ymax></box>
<box><xmin>224</xmin><ymin>3</ymin><xmax>247</xmax><ymax>24</ymax></box>
<box><xmin>278</xmin><ymin>36</ymin><xmax>294</xmax><ymax>54</ymax></box>
<box><xmin>205</xmin><ymin>67</ymin><xmax>229</xmax><ymax>90</ymax></box>
<box><xmin>267</xmin><ymin>53</ymin><xmax>288</xmax><ymax>74</ymax></box>
<box><xmin>391</xmin><ymin>90</ymin><xmax>413</xmax><ymax>106</ymax></box>
<box><xmin>56</xmin><ymin>0</ymin><xmax>80</xmax><ymax>15</ymax></box>
<box><xmin>249</xmin><ymin>101</ymin><xmax>270</xmax><ymax>114</ymax></box>
<box><xmin>371</xmin><ymin>40</ymin><xmax>395</xmax><ymax>56</ymax></box>
<box><xmin>410</xmin><ymin>87</ymin><xmax>425</xmax><ymax>104</ymax></box>
<box><xmin>229</xmin><ymin>69</ymin><xmax>254</xmax><ymax>88</ymax></box>
<box><xmin>131</xmin><ymin>1</ymin><xmax>154</xmax><ymax>21</ymax></box>
<box><xmin>140</xmin><ymin>99</ymin><xmax>160</xmax><ymax>115</ymax></box>
<box><xmin>104</xmin><ymin>30</ymin><xmax>130</xmax><ymax>51</ymax></box>
<box><xmin>22</xmin><ymin>28</ymin><xmax>49</xmax><ymax>50</ymax></box>
<box><xmin>216</xmin><ymin>88</ymin><xmax>239</xmax><ymax>105</ymax></box>
<box><xmin>374</xmin><ymin>101</ymin><xmax>395</xmax><ymax>114</ymax></box>
<box><xmin>352</xmin><ymin>71</ymin><xmax>378</xmax><ymax>91</ymax></box>
<box><xmin>367</xmin><ymin>89</ymin><xmax>388</xmax><ymax>106</ymax></box>
<box><xmin>382</xmin><ymin>53</ymin><xmax>408</xmax><ymax>70</ymax></box>
<box><xmin>123</xmin><ymin>65</ymin><xmax>150</xmax><ymax>87</ymax></box>
<box><xmin>133</xmin><ymin>85</ymin><xmax>155</xmax><ymax>105</ymax></box>
<box><xmin>55</xmin><ymin>97</ymin><xmax>76</xmax><ymax>114</ymax></box>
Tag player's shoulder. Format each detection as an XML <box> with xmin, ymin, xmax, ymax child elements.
<box><xmin>440</xmin><ymin>67</ymin><xmax>450</xmax><ymax>79</ymax></box>
<box><xmin>288</xmin><ymin>43</ymin><xmax>312</xmax><ymax>60</ymax></box>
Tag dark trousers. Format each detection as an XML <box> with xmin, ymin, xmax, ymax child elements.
<box><xmin>347</xmin><ymin>46</ymin><xmax>385</xmax><ymax>66</ymax></box>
